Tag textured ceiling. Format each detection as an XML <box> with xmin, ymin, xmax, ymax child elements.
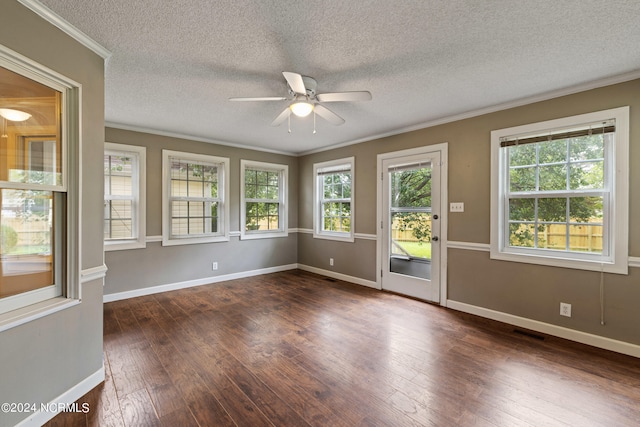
<box><xmin>36</xmin><ymin>0</ymin><xmax>640</xmax><ymax>154</ymax></box>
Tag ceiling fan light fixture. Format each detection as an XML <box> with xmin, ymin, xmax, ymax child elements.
<box><xmin>0</xmin><ymin>108</ymin><xmax>31</xmax><ymax>122</ymax></box>
<box><xmin>290</xmin><ymin>101</ymin><xmax>314</xmax><ymax>117</ymax></box>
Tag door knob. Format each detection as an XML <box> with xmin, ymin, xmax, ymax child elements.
<box><xmin>433</xmin><ymin>214</ymin><xmax>438</xmax><ymax>220</ymax></box>
<box><xmin>432</xmin><ymin>236</ymin><xmax>439</xmax><ymax>242</ymax></box>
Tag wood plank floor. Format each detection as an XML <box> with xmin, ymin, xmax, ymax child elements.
<box><xmin>46</xmin><ymin>270</ymin><xmax>640</xmax><ymax>426</ymax></box>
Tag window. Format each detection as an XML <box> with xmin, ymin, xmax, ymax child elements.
<box><xmin>0</xmin><ymin>55</ymin><xmax>79</xmax><ymax>317</ymax></box>
<box><xmin>162</xmin><ymin>150</ymin><xmax>229</xmax><ymax>246</ymax></box>
<box><xmin>104</xmin><ymin>143</ymin><xmax>146</xmax><ymax>251</ymax></box>
<box><xmin>240</xmin><ymin>160</ymin><xmax>288</xmax><ymax>240</ymax></box>
<box><xmin>491</xmin><ymin>107</ymin><xmax>629</xmax><ymax>274</ymax></box>
<box><xmin>313</xmin><ymin>157</ymin><xmax>355</xmax><ymax>242</ymax></box>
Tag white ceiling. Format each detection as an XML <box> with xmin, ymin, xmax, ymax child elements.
<box><xmin>36</xmin><ymin>0</ymin><xmax>640</xmax><ymax>155</ymax></box>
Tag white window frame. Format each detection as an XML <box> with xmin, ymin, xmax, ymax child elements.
<box><xmin>240</xmin><ymin>160</ymin><xmax>288</xmax><ymax>240</ymax></box>
<box><xmin>104</xmin><ymin>143</ymin><xmax>146</xmax><ymax>251</ymax></box>
<box><xmin>162</xmin><ymin>150</ymin><xmax>229</xmax><ymax>246</ymax></box>
<box><xmin>313</xmin><ymin>157</ymin><xmax>355</xmax><ymax>242</ymax></box>
<box><xmin>490</xmin><ymin>107</ymin><xmax>629</xmax><ymax>274</ymax></box>
<box><xmin>0</xmin><ymin>45</ymin><xmax>81</xmax><ymax>325</ymax></box>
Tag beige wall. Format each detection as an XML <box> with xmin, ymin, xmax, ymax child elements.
<box><xmin>0</xmin><ymin>2</ymin><xmax>105</xmax><ymax>426</ymax></box>
<box><xmin>103</xmin><ymin>128</ymin><xmax>299</xmax><ymax>296</ymax></box>
<box><xmin>299</xmin><ymin>79</ymin><xmax>640</xmax><ymax>346</ymax></box>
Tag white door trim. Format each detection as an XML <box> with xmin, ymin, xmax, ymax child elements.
<box><xmin>376</xmin><ymin>143</ymin><xmax>448</xmax><ymax>306</ymax></box>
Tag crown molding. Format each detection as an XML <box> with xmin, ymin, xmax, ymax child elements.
<box><xmin>105</xmin><ymin>122</ymin><xmax>297</xmax><ymax>156</ymax></box>
<box><xmin>300</xmin><ymin>69</ymin><xmax>640</xmax><ymax>156</ymax></box>
<box><xmin>17</xmin><ymin>0</ymin><xmax>111</xmax><ymax>59</ymax></box>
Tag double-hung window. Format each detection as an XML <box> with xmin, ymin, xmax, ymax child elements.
<box><xmin>490</xmin><ymin>107</ymin><xmax>629</xmax><ymax>274</ymax></box>
<box><xmin>240</xmin><ymin>160</ymin><xmax>288</xmax><ymax>239</ymax></box>
<box><xmin>0</xmin><ymin>54</ymin><xmax>79</xmax><ymax>319</ymax></box>
<box><xmin>162</xmin><ymin>150</ymin><xmax>229</xmax><ymax>245</ymax></box>
<box><xmin>313</xmin><ymin>157</ymin><xmax>355</xmax><ymax>242</ymax></box>
<box><xmin>104</xmin><ymin>143</ymin><xmax>146</xmax><ymax>251</ymax></box>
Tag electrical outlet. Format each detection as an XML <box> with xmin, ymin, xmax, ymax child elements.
<box><xmin>560</xmin><ymin>302</ymin><xmax>571</xmax><ymax>317</ymax></box>
<box><xmin>329</xmin><ymin>258</ymin><xmax>334</xmax><ymax>266</ymax></box>
<box><xmin>212</xmin><ymin>262</ymin><xmax>218</xmax><ymax>270</ymax></box>
<box><xmin>450</xmin><ymin>202</ymin><xmax>464</xmax><ymax>212</ymax></box>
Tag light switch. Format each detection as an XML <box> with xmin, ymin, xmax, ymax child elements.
<box><xmin>450</xmin><ymin>202</ymin><xmax>464</xmax><ymax>212</ymax></box>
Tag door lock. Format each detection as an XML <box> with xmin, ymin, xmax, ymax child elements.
<box><xmin>432</xmin><ymin>236</ymin><xmax>439</xmax><ymax>242</ymax></box>
<box><xmin>433</xmin><ymin>214</ymin><xmax>439</xmax><ymax>220</ymax></box>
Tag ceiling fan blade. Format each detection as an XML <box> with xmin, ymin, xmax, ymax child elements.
<box><xmin>282</xmin><ymin>72</ymin><xmax>306</xmax><ymax>95</ymax></box>
<box><xmin>316</xmin><ymin>91</ymin><xmax>372</xmax><ymax>102</ymax></box>
<box><xmin>229</xmin><ymin>96</ymin><xmax>287</xmax><ymax>101</ymax></box>
<box><xmin>271</xmin><ymin>107</ymin><xmax>291</xmax><ymax>126</ymax></box>
<box><xmin>314</xmin><ymin>104</ymin><xmax>345</xmax><ymax>126</ymax></box>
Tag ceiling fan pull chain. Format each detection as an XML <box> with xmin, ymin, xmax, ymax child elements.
<box><xmin>288</xmin><ymin>113</ymin><xmax>291</xmax><ymax>133</ymax></box>
<box><xmin>313</xmin><ymin>110</ymin><xmax>317</xmax><ymax>134</ymax></box>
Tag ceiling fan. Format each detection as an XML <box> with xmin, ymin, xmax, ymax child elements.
<box><xmin>229</xmin><ymin>72</ymin><xmax>371</xmax><ymax>130</ymax></box>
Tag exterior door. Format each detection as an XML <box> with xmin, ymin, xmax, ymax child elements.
<box><xmin>380</xmin><ymin>149</ymin><xmax>442</xmax><ymax>302</ymax></box>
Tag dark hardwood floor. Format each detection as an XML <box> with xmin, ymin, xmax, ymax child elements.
<box><xmin>46</xmin><ymin>270</ymin><xmax>640</xmax><ymax>426</ymax></box>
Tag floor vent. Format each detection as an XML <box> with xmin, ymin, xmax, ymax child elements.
<box><xmin>513</xmin><ymin>329</ymin><xmax>545</xmax><ymax>340</ymax></box>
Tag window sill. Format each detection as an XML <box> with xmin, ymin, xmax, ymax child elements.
<box><xmin>489</xmin><ymin>248</ymin><xmax>628</xmax><ymax>275</ymax></box>
<box><xmin>162</xmin><ymin>235</ymin><xmax>230</xmax><ymax>246</ymax></box>
<box><xmin>105</xmin><ymin>240</ymin><xmax>146</xmax><ymax>251</ymax></box>
<box><xmin>240</xmin><ymin>231</ymin><xmax>288</xmax><ymax>240</ymax></box>
<box><xmin>313</xmin><ymin>232</ymin><xmax>355</xmax><ymax>243</ymax></box>
<box><xmin>0</xmin><ymin>297</ymin><xmax>80</xmax><ymax>333</ymax></box>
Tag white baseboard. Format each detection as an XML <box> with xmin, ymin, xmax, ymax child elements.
<box><xmin>103</xmin><ymin>264</ymin><xmax>299</xmax><ymax>302</ymax></box>
<box><xmin>447</xmin><ymin>300</ymin><xmax>640</xmax><ymax>358</ymax></box>
<box><xmin>16</xmin><ymin>365</ymin><xmax>105</xmax><ymax>427</ymax></box>
<box><xmin>297</xmin><ymin>264</ymin><xmax>380</xmax><ymax>289</ymax></box>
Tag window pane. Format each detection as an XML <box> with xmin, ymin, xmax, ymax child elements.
<box><xmin>104</xmin><ymin>200</ymin><xmax>133</xmax><ymax>239</ymax></box>
<box><xmin>246</xmin><ymin>184</ymin><xmax>257</xmax><ymax>199</ymax></box>
<box><xmin>569</xmin><ymin>196</ymin><xmax>603</xmax><ymax>222</ymax></box>
<box><xmin>538</xmin><ymin>165</ymin><xmax>567</xmax><ymax>191</ymax></box>
<box><xmin>569</xmin><ymin>224</ymin><xmax>603</xmax><ymax>253</ymax></box>
<box><xmin>539</xmin><ymin>224</ymin><xmax>566</xmax><ymax>250</ymax></box>
<box><xmin>538</xmin><ymin>198</ymin><xmax>566</xmax><ymax>222</ymax></box>
<box><xmin>245</xmin><ymin>169</ymin><xmax>256</xmax><ymax>185</ymax></box>
<box><xmin>509</xmin><ymin>198</ymin><xmax>535</xmax><ymax>222</ymax></box>
<box><xmin>508</xmin><ymin>223</ymin><xmax>535</xmax><ymax>248</ymax></box>
<box><xmin>109</xmin><ymin>175</ymin><xmax>132</xmax><ymax>196</ymax></box>
<box><xmin>170</xmin><ymin>160</ymin><xmax>187</xmax><ymax>179</ymax></box>
<box><xmin>509</xmin><ymin>166</ymin><xmax>536</xmax><ymax>192</ymax></box>
<box><xmin>509</xmin><ymin>144</ymin><xmax>536</xmax><ymax>167</ymax></box>
<box><xmin>0</xmin><ymin>189</ymin><xmax>54</xmax><ymax>299</ymax></box>
<box><xmin>171</xmin><ymin>180</ymin><xmax>188</xmax><ymax>197</ymax></box>
<box><xmin>538</xmin><ymin>139</ymin><xmax>567</xmax><ymax>164</ymax></box>
<box><xmin>569</xmin><ymin>161</ymin><xmax>604</xmax><ymax>190</ymax></box>
<box><xmin>570</xmin><ymin>135</ymin><xmax>603</xmax><ymax>161</ymax></box>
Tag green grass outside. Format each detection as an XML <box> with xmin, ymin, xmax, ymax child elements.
<box><xmin>393</xmin><ymin>240</ymin><xmax>432</xmax><ymax>259</ymax></box>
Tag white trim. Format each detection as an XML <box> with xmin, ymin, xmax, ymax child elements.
<box><xmin>240</xmin><ymin>160</ymin><xmax>289</xmax><ymax>240</ymax></box>
<box><xmin>299</xmin><ymin>69</ymin><xmax>640</xmax><ymax>156</ymax></box>
<box><xmin>15</xmin><ymin>365</ymin><xmax>105</xmax><ymax>427</ymax></box>
<box><xmin>104</xmin><ymin>143</ymin><xmax>147</xmax><ymax>251</ymax></box>
<box><xmin>313</xmin><ymin>157</ymin><xmax>355</xmax><ymax>242</ymax></box>
<box><xmin>161</xmin><ymin>150</ymin><xmax>230</xmax><ymax>246</ymax></box>
<box><xmin>0</xmin><ymin>298</ymin><xmax>80</xmax><ymax>333</ymax></box>
<box><xmin>297</xmin><ymin>264</ymin><xmax>379</xmax><ymax>290</ymax></box>
<box><xmin>447</xmin><ymin>300</ymin><xmax>640</xmax><ymax>359</ymax></box>
<box><xmin>490</xmin><ymin>106</ymin><xmax>630</xmax><ymax>275</ymax></box>
<box><xmin>103</xmin><ymin>264</ymin><xmax>299</xmax><ymax>302</ymax></box>
<box><xmin>106</xmin><ymin>122</ymin><xmax>293</xmax><ymax>156</ymax></box>
<box><xmin>447</xmin><ymin>241</ymin><xmax>491</xmax><ymax>252</ymax></box>
<box><xmin>376</xmin><ymin>144</ymin><xmax>449</xmax><ymax>305</ymax></box>
<box><xmin>630</xmin><ymin>257</ymin><xmax>640</xmax><ymax>268</ymax></box>
<box><xmin>229</xmin><ymin>230</ymin><xmax>241</xmax><ymax>238</ymax></box>
<box><xmin>80</xmin><ymin>264</ymin><xmax>108</xmax><ymax>283</ymax></box>
<box><xmin>145</xmin><ymin>235</ymin><xmax>163</xmax><ymax>243</ymax></box>
<box><xmin>354</xmin><ymin>233</ymin><xmax>377</xmax><ymax>240</ymax></box>
<box><xmin>17</xmin><ymin>0</ymin><xmax>111</xmax><ymax>59</ymax></box>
